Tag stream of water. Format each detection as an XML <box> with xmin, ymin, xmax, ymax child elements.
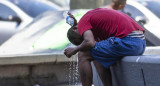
<box><xmin>64</xmin><ymin>56</ymin><xmax>80</xmax><ymax>86</ymax></box>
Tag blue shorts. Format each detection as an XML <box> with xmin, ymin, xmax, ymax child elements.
<box><xmin>90</xmin><ymin>37</ymin><xmax>146</xmax><ymax>68</ymax></box>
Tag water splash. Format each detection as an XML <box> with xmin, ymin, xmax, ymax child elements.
<box><xmin>65</xmin><ymin>55</ymin><xmax>80</xmax><ymax>86</ymax></box>
<box><xmin>72</xmin><ymin>56</ymin><xmax>79</xmax><ymax>85</ymax></box>
<box><xmin>68</xmin><ymin>58</ymin><xmax>72</xmax><ymax>85</ymax></box>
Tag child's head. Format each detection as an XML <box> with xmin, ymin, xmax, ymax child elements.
<box><xmin>112</xmin><ymin>0</ymin><xmax>126</xmax><ymax>10</ymax></box>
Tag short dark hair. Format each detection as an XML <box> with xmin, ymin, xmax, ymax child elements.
<box><xmin>67</xmin><ymin>26</ymin><xmax>83</xmax><ymax>45</ymax></box>
<box><xmin>112</xmin><ymin>0</ymin><xmax>126</xmax><ymax>5</ymax></box>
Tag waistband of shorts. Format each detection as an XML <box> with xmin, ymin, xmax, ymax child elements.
<box><xmin>132</xmin><ymin>30</ymin><xmax>144</xmax><ymax>34</ymax></box>
<box><xmin>127</xmin><ymin>30</ymin><xmax>145</xmax><ymax>40</ymax></box>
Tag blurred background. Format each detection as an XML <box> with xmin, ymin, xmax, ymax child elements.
<box><xmin>0</xmin><ymin>0</ymin><xmax>160</xmax><ymax>86</ymax></box>
<box><xmin>1</xmin><ymin>0</ymin><xmax>160</xmax><ymax>55</ymax></box>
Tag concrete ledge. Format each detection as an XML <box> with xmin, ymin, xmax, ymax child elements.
<box><xmin>0</xmin><ymin>54</ymin><xmax>79</xmax><ymax>86</ymax></box>
<box><xmin>110</xmin><ymin>55</ymin><xmax>160</xmax><ymax>86</ymax></box>
<box><xmin>0</xmin><ymin>46</ymin><xmax>159</xmax><ymax>65</ymax></box>
<box><xmin>0</xmin><ymin>46</ymin><xmax>159</xmax><ymax>86</ymax></box>
<box><xmin>92</xmin><ymin>46</ymin><xmax>160</xmax><ymax>86</ymax></box>
<box><xmin>144</xmin><ymin>46</ymin><xmax>160</xmax><ymax>55</ymax></box>
<box><xmin>0</xmin><ymin>54</ymin><xmax>77</xmax><ymax>65</ymax></box>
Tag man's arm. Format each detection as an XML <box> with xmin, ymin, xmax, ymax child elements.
<box><xmin>64</xmin><ymin>30</ymin><xmax>96</xmax><ymax>58</ymax></box>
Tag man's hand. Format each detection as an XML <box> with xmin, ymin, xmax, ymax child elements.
<box><xmin>64</xmin><ymin>30</ymin><xmax>96</xmax><ymax>58</ymax></box>
<box><xmin>64</xmin><ymin>47</ymin><xmax>77</xmax><ymax>58</ymax></box>
<box><xmin>67</xmin><ymin>12</ymin><xmax>77</xmax><ymax>26</ymax></box>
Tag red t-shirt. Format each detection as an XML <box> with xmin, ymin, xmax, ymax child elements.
<box><xmin>77</xmin><ymin>8</ymin><xmax>144</xmax><ymax>41</ymax></box>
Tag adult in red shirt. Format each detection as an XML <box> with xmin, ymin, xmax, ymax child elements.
<box><xmin>64</xmin><ymin>8</ymin><xmax>146</xmax><ymax>86</ymax></box>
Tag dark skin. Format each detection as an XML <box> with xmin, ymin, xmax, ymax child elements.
<box><xmin>64</xmin><ymin>12</ymin><xmax>112</xmax><ymax>86</ymax></box>
<box><xmin>64</xmin><ymin>29</ymin><xmax>96</xmax><ymax>57</ymax></box>
<box><xmin>64</xmin><ymin>28</ymin><xmax>97</xmax><ymax>86</ymax></box>
<box><xmin>64</xmin><ymin>12</ymin><xmax>96</xmax><ymax>57</ymax></box>
<box><xmin>64</xmin><ymin>28</ymin><xmax>112</xmax><ymax>86</ymax></box>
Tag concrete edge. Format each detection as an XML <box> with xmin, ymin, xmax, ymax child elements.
<box><xmin>144</xmin><ymin>46</ymin><xmax>160</xmax><ymax>55</ymax></box>
<box><xmin>0</xmin><ymin>54</ymin><xmax>78</xmax><ymax>65</ymax></box>
<box><xmin>122</xmin><ymin>55</ymin><xmax>160</xmax><ymax>64</ymax></box>
<box><xmin>0</xmin><ymin>46</ymin><xmax>159</xmax><ymax>65</ymax></box>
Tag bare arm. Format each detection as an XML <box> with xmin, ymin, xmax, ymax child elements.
<box><xmin>76</xmin><ymin>30</ymin><xmax>96</xmax><ymax>51</ymax></box>
<box><xmin>64</xmin><ymin>30</ymin><xmax>96</xmax><ymax>58</ymax></box>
